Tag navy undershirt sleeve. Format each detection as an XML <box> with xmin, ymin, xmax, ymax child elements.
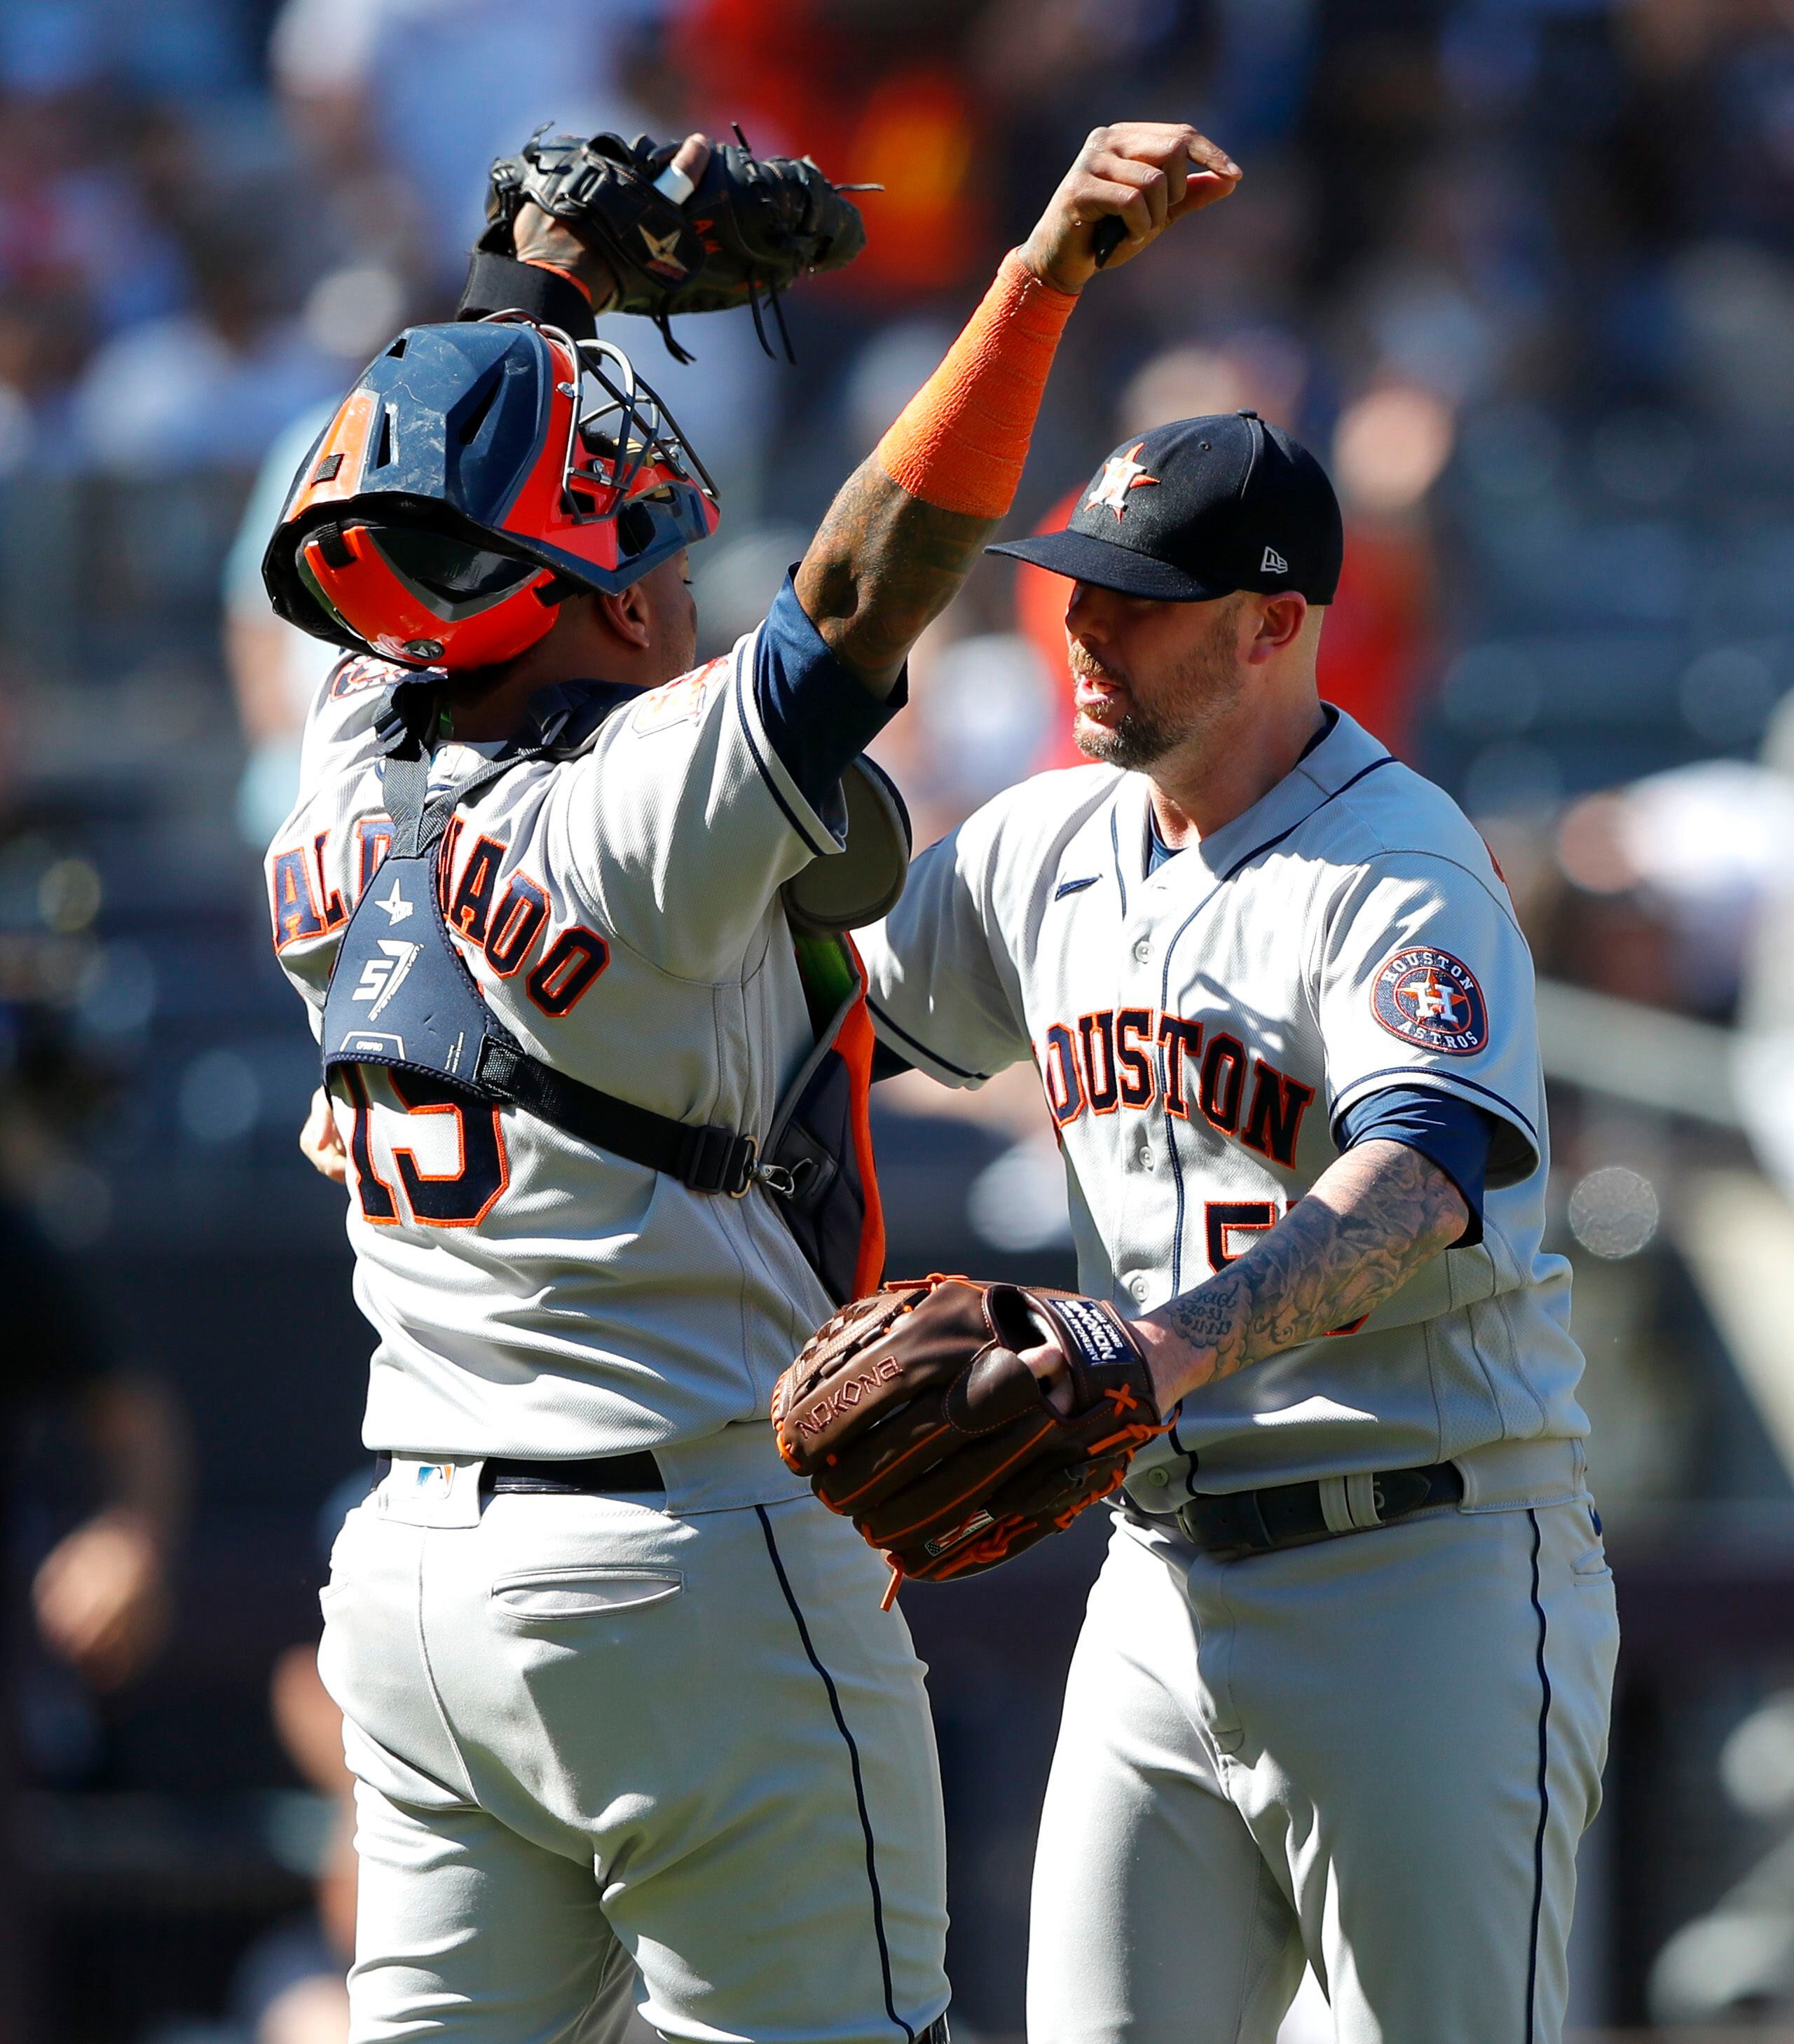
<box><xmin>1336</xmin><ymin>1086</ymin><xmax>1494</xmax><ymax>1247</ymax></box>
<box><xmin>753</xmin><ymin>572</ymin><xmax>907</xmax><ymax>816</ymax></box>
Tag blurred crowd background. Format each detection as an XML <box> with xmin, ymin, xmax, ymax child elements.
<box><xmin>7</xmin><ymin>0</ymin><xmax>1794</xmax><ymax>2038</ymax></box>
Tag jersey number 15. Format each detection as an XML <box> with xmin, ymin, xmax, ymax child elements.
<box><xmin>341</xmin><ymin>1069</ymin><xmax>507</xmax><ymax>1227</ymax></box>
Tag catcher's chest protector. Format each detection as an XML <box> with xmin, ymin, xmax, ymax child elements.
<box><xmin>321</xmin><ymin>683</ymin><xmax>882</xmax><ymax>1305</ymax></box>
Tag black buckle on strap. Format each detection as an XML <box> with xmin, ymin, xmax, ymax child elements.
<box><xmin>686</xmin><ymin>1125</ymin><xmax>758</xmax><ymax>1197</ymax></box>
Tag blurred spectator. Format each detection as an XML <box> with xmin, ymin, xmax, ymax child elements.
<box><xmin>225</xmin><ymin>1641</ymin><xmax>354</xmax><ymax>2044</ymax></box>
<box><xmin>1738</xmin><ymin>693</ymin><xmax>1794</xmax><ymax>1203</ymax></box>
<box><xmin>222</xmin><ymin>404</ymin><xmax>341</xmax><ymax>845</ymax></box>
<box><xmin>270</xmin><ymin>0</ymin><xmax>665</xmax><ymax>293</ymax></box>
<box><xmin>69</xmin><ymin>231</ymin><xmax>339</xmax><ymax>479</ymax></box>
<box><xmin>673</xmin><ymin>1</ymin><xmax>991</xmax><ymax>299</ymax></box>
<box><xmin>2</xmin><ymin>1202</ymin><xmax>190</xmax><ymax>2044</ymax></box>
<box><xmin>868</xmin><ymin>622</ymin><xmax>1054</xmax><ymax>848</ymax></box>
<box><xmin>1320</xmin><ymin>380</ymin><xmax>1455</xmax><ymax>755</ymax></box>
<box><xmin>1554</xmin><ymin>759</ymin><xmax>1794</xmax><ymax>1017</ymax></box>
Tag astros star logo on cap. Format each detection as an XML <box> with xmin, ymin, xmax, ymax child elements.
<box><xmin>1085</xmin><ymin>441</ymin><xmax>1159</xmax><ymax>521</ymax></box>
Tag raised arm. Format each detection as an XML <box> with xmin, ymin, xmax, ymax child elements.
<box><xmin>795</xmin><ymin>123</ymin><xmax>1240</xmax><ymax>694</ymax></box>
<box><xmin>500</xmin><ymin>121</ymin><xmax>1238</xmax><ymax>691</ymax></box>
<box><xmin>1124</xmin><ymin>1141</ymin><xmax>1469</xmax><ymax>1411</ymax></box>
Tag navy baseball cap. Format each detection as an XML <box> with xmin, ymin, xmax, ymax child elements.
<box><xmin>990</xmin><ymin>411</ymin><xmax>1343</xmax><ymax>604</ymax></box>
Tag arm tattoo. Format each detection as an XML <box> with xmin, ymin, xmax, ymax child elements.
<box><xmin>794</xmin><ymin>460</ymin><xmax>997</xmax><ymax>697</ymax></box>
<box><xmin>1144</xmin><ymin>1140</ymin><xmax>1468</xmax><ymax>1405</ymax></box>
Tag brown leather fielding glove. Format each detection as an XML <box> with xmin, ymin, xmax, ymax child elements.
<box><xmin>772</xmin><ymin>1276</ymin><xmax>1169</xmax><ymax>1593</ymax></box>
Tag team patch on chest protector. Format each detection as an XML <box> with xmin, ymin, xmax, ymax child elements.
<box><xmin>1370</xmin><ymin>947</ymin><xmax>1488</xmax><ymax>1055</ymax></box>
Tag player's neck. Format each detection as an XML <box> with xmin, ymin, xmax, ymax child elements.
<box><xmin>1147</xmin><ymin>686</ymin><xmax>1326</xmax><ymax>849</ymax></box>
<box><xmin>444</xmin><ymin>631</ymin><xmax>680</xmax><ymax>743</ymax></box>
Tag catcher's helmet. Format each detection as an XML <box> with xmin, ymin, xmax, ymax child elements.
<box><xmin>262</xmin><ymin>317</ymin><xmax>718</xmax><ymax>671</ymax></box>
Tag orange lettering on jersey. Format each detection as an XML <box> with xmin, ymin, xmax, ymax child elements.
<box><xmin>484</xmin><ymin>875</ymin><xmax>550</xmax><ymax>978</ymax></box>
<box><xmin>1240</xmin><ymin>1059</ymin><xmax>1317</xmax><ymax>1168</ymax></box>
<box><xmin>356</xmin><ymin>814</ymin><xmax>394</xmax><ymax>897</ymax></box>
<box><xmin>1041</xmin><ymin>1023</ymin><xmax>1085</xmax><ymax>1127</ymax></box>
<box><xmin>270</xmin><ymin>839</ymin><xmax>348</xmax><ymax>951</ymax></box>
<box><xmin>292</xmin><ymin>820</ymin><xmax>598</xmax><ymax>1006</ymax></box>
<box><xmin>630</xmin><ymin>656</ymin><xmax>728</xmax><ymax>735</ymax></box>
<box><xmin>1157</xmin><ymin>1015</ymin><xmax>1203</xmax><ymax>1118</ymax></box>
<box><xmin>1036</xmin><ymin>1009</ymin><xmax>1314</xmax><ymax>1170</ymax></box>
<box><xmin>1198</xmin><ymin>1032</ymin><xmax>1247</xmax><ymax>1135</ymax></box>
<box><xmin>527</xmin><ymin>926</ymin><xmax>610</xmax><ymax>1017</ymax></box>
<box><xmin>448</xmin><ymin>835</ymin><xmax>505</xmax><ymax>942</ymax></box>
<box><xmin>1078</xmin><ymin>1011</ymin><xmax>1121</xmax><ymax>1115</ymax></box>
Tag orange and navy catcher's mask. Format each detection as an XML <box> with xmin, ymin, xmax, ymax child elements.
<box><xmin>262</xmin><ymin>317</ymin><xmax>719</xmax><ymax>671</ymax></box>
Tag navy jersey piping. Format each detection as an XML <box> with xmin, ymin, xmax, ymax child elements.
<box><xmin>1109</xmin><ymin>806</ymin><xmax>1129</xmax><ymax>917</ymax></box>
<box><xmin>756</xmin><ymin>1506</ymin><xmax>917</xmax><ymax>2044</ymax></box>
<box><xmin>1524</xmin><ymin>1509</ymin><xmax>1552</xmax><ymax>2044</ymax></box>
<box><xmin>866</xmin><ymin>996</ymin><xmax>990</xmax><ymax>1083</ymax></box>
<box><xmin>732</xmin><ymin>661</ymin><xmax>835</xmax><ymax>859</ymax></box>
<box><xmin>1216</xmin><ymin>755</ymin><xmax>1398</xmax><ymax>886</ymax></box>
<box><xmin>1153</xmin><ymin>752</ymin><xmax>1397</xmax><ymax>1282</ymax></box>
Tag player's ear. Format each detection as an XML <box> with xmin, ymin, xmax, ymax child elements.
<box><xmin>596</xmin><ymin>581</ymin><xmax>654</xmax><ymax>651</ymax></box>
<box><xmin>1247</xmin><ymin>592</ymin><xmax>1308</xmax><ymax>661</ymax></box>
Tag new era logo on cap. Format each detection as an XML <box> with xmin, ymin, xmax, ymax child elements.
<box><xmin>1261</xmin><ymin>545</ymin><xmax>1289</xmax><ymax>574</ymax></box>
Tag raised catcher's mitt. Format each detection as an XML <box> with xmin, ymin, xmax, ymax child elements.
<box><xmin>481</xmin><ymin>127</ymin><xmax>870</xmax><ymax>360</ymax></box>
<box><xmin>772</xmin><ymin>1276</ymin><xmax>1170</xmax><ymax>1594</ymax></box>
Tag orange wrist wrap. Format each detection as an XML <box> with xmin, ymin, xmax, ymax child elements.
<box><xmin>874</xmin><ymin>250</ymin><xmax>1077</xmax><ymax>519</ymax></box>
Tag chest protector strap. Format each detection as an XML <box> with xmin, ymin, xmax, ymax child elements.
<box><xmin>321</xmin><ymin>680</ymin><xmax>763</xmax><ymax>1198</ymax></box>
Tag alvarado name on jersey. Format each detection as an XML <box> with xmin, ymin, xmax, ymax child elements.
<box><xmin>268</xmin><ymin>812</ymin><xmax>609</xmax><ymax>1022</ymax></box>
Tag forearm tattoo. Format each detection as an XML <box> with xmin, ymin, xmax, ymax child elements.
<box><xmin>794</xmin><ymin>461</ymin><xmax>997</xmax><ymax>695</ymax></box>
<box><xmin>1150</xmin><ymin>1140</ymin><xmax>1468</xmax><ymax>1399</ymax></box>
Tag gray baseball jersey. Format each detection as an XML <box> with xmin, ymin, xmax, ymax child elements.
<box><xmin>858</xmin><ymin>706</ymin><xmax>1591</xmax><ymax>1509</ymax></box>
<box><xmin>268</xmin><ymin>626</ymin><xmax>849</xmax><ymax>1469</ymax></box>
<box><xmin>282</xmin><ymin>602</ymin><xmax>953</xmax><ymax>2044</ymax></box>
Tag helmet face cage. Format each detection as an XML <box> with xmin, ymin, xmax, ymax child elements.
<box><xmin>263</xmin><ymin>318</ymin><xmax>719</xmax><ymax>669</ymax></box>
<box><xmin>542</xmin><ymin>329</ymin><xmax>719</xmax><ymax>540</ymax></box>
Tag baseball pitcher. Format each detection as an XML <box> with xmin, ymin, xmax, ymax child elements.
<box><xmin>268</xmin><ymin>121</ymin><xmax>1240</xmax><ymax>2044</ymax></box>
<box><xmin>776</xmin><ymin>417</ymin><xmax>1619</xmax><ymax>2042</ymax></box>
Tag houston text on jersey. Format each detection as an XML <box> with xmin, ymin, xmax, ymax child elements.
<box><xmin>1037</xmin><ymin>1006</ymin><xmax>1315</xmax><ymax>1167</ymax></box>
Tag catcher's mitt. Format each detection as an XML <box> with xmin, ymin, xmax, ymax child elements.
<box><xmin>481</xmin><ymin>127</ymin><xmax>870</xmax><ymax>361</ymax></box>
<box><xmin>772</xmin><ymin>1276</ymin><xmax>1170</xmax><ymax>1596</ymax></box>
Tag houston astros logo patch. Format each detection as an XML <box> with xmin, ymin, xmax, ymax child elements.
<box><xmin>1086</xmin><ymin>442</ymin><xmax>1159</xmax><ymax>520</ymax></box>
<box><xmin>1371</xmin><ymin>947</ymin><xmax>1488</xmax><ymax>1055</ymax></box>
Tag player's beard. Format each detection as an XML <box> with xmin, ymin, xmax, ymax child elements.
<box><xmin>1071</xmin><ymin>598</ymin><xmax>1245</xmax><ymax>772</ymax></box>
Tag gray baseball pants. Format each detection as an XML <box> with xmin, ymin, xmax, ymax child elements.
<box><xmin>1028</xmin><ymin>1501</ymin><xmax>1618</xmax><ymax>2044</ymax></box>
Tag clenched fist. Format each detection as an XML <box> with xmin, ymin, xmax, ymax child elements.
<box><xmin>1020</xmin><ymin>122</ymin><xmax>1241</xmax><ymax>294</ymax></box>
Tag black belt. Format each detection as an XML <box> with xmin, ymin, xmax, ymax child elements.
<box><xmin>372</xmin><ymin>1452</ymin><xmax>664</xmax><ymax>1495</ymax></box>
<box><xmin>1173</xmin><ymin>1460</ymin><xmax>1463</xmax><ymax>1561</ymax></box>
